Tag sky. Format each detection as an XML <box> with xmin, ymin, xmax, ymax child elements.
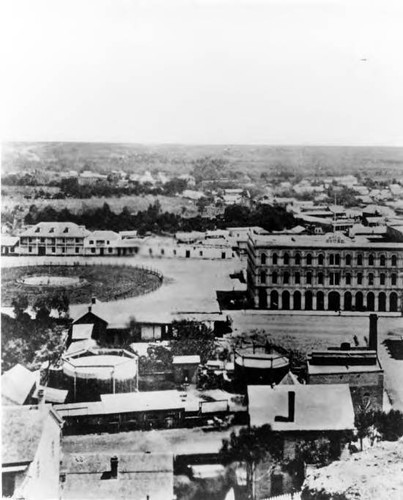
<box><xmin>1</xmin><ymin>0</ymin><xmax>403</xmax><ymax>146</ymax></box>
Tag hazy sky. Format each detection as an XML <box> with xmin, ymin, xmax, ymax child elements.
<box><xmin>2</xmin><ymin>0</ymin><xmax>403</xmax><ymax>145</ymax></box>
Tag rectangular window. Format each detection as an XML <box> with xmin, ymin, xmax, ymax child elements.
<box><xmin>357</xmin><ymin>274</ymin><xmax>363</xmax><ymax>285</ymax></box>
<box><xmin>75</xmin><ymin>247</ymin><xmax>79</xmax><ymax>253</ymax></box>
<box><xmin>91</xmin><ymin>248</ymin><xmax>95</xmax><ymax>253</ymax></box>
<box><xmin>52</xmin><ymin>247</ymin><xmax>56</xmax><ymax>253</ymax></box>
<box><xmin>335</xmin><ymin>273</ymin><xmax>340</xmax><ymax>285</ymax></box>
<box><xmin>346</xmin><ymin>274</ymin><xmax>351</xmax><ymax>285</ymax></box>
<box><xmin>199</xmin><ymin>251</ymin><xmax>203</xmax><ymax>256</ymax></box>
<box><xmin>29</xmin><ymin>246</ymin><xmax>32</xmax><ymax>253</ymax></box>
<box><xmin>329</xmin><ymin>273</ymin><xmax>334</xmax><ymax>285</ymax></box>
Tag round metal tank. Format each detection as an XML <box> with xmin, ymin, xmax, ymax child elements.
<box><xmin>234</xmin><ymin>346</ymin><xmax>289</xmax><ymax>388</ymax></box>
<box><xmin>63</xmin><ymin>354</ymin><xmax>138</xmax><ymax>402</ymax></box>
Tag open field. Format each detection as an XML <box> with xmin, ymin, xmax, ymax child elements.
<box><xmin>3</xmin><ymin>142</ymin><xmax>403</xmax><ymax>179</ymax></box>
<box><xmin>1</xmin><ymin>264</ymin><xmax>162</xmax><ymax>306</ymax></box>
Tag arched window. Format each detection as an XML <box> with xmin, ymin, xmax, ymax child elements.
<box><xmin>355</xmin><ymin>292</ymin><xmax>364</xmax><ymax>311</ymax></box>
<box><xmin>270</xmin><ymin>291</ymin><xmax>279</xmax><ymax>310</ymax></box>
<box><xmin>346</xmin><ymin>273</ymin><xmax>351</xmax><ymax>285</ymax></box>
<box><xmin>306</xmin><ymin>272</ymin><xmax>312</xmax><ymax>285</ymax></box>
<box><xmin>368</xmin><ymin>254</ymin><xmax>374</xmax><ymax>266</ymax></box>
<box><xmin>306</xmin><ymin>253</ymin><xmax>312</xmax><ymax>265</ymax></box>
<box><xmin>305</xmin><ymin>291</ymin><xmax>313</xmax><ymax>310</ymax></box>
<box><xmin>345</xmin><ymin>254</ymin><xmax>351</xmax><ymax>266</ymax></box>
<box><xmin>367</xmin><ymin>292</ymin><xmax>375</xmax><ymax>311</ymax></box>
<box><xmin>272</xmin><ymin>271</ymin><xmax>278</xmax><ymax>284</ymax></box>
<box><xmin>357</xmin><ymin>254</ymin><xmax>363</xmax><ymax>266</ymax></box>
<box><xmin>344</xmin><ymin>292</ymin><xmax>352</xmax><ymax>311</ymax></box>
<box><xmin>390</xmin><ymin>292</ymin><xmax>398</xmax><ymax>312</ymax></box>
<box><xmin>329</xmin><ymin>254</ymin><xmax>334</xmax><ymax>265</ymax></box>
<box><xmin>391</xmin><ymin>273</ymin><xmax>397</xmax><ymax>286</ymax></box>
<box><xmin>261</xmin><ymin>253</ymin><xmax>267</xmax><ymax>265</ymax></box>
<box><xmin>378</xmin><ymin>292</ymin><xmax>386</xmax><ymax>312</ymax></box>
<box><xmin>318</xmin><ymin>272</ymin><xmax>324</xmax><ymax>285</ymax></box>
<box><xmin>295</xmin><ymin>253</ymin><xmax>301</xmax><ymax>266</ymax></box>
<box><xmin>391</xmin><ymin>255</ymin><xmax>397</xmax><ymax>266</ymax></box>
<box><xmin>368</xmin><ymin>273</ymin><xmax>374</xmax><ymax>286</ymax></box>
<box><xmin>283</xmin><ymin>253</ymin><xmax>290</xmax><ymax>265</ymax></box>
<box><xmin>357</xmin><ymin>273</ymin><xmax>363</xmax><ymax>285</ymax></box>
<box><xmin>380</xmin><ymin>273</ymin><xmax>385</xmax><ymax>285</ymax></box>
<box><xmin>316</xmin><ymin>291</ymin><xmax>324</xmax><ymax>310</ymax></box>
<box><xmin>260</xmin><ymin>271</ymin><xmax>266</xmax><ymax>284</ymax></box>
<box><xmin>283</xmin><ymin>271</ymin><xmax>290</xmax><ymax>284</ymax></box>
<box><xmin>282</xmin><ymin>291</ymin><xmax>290</xmax><ymax>310</ymax></box>
<box><xmin>318</xmin><ymin>254</ymin><xmax>324</xmax><ymax>266</ymax></box>
<box><xmin>293</xmin><ymin>291</ymin><xmax>301</xmax><ymax>310</ymax></box>
<box><xmin>380</xmin><ymin>255</ymin><xmax>386</xmax><ymax>266</ymax></box>
<box><xmin>272</xmin><ymin>253</ymin><xmax>278</xmax><ymax>265</ymax></box>
<box><xmin>295</xmin><ymin>272</ymin><xmax>300</xmax><ymax>284</ymax></box>
<box><xmin>335</xmin><ymin>254</ymin><xmax>340</xmax><ymax>266</ymax></box>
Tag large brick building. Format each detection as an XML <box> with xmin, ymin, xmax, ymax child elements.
<box><xmin>247</xmin><ymin>232</ymin><xmax>403</xmax><ymax>313</ymax></box>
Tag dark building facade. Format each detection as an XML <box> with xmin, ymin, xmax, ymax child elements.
<box><xmin>247</xmin><ymin>232</ymin><xmax>403</xmax><ymax>313</ymax></box>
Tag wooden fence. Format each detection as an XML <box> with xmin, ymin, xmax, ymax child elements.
<box><xmin>262</xmin><ymin>492</ymin><xmax>301</xmax><ymax>500</ymax></box>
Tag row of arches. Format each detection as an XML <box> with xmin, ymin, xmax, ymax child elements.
<box><xmin>259</xmin><ymin>270</ymin><xmax>398</xmax><ymax>287</ymax></box>
<box><xmin>258</xmin><ymin>289</ymin><xmax>399</xmax><ymax>312</ymax></box>
<box><xmin>260</xmin><ymin>252</ymin><xmax>398</xmax><ymax>267</ymax></box>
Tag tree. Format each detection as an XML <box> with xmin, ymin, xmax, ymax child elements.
<box><xmin>220</xmin><ymin>425</ymin><xmax>283</xmax><ymax>499</ymax></box>
<box><xmin>171</xmin><ymin>320</ymin><xmax>216</xmax><ymax>364</ymax></box>
<box><xmin>373</xmin><ymin>410</ymin><xmax>403</xmax><ymax>441</ymax></box>
<box><xmin>50</xmin><ymin>293</ymin><xmax>70</xmax><ymax>318</ymax></box>
<box><xmin>354</xmin><ymin>404</ymin><xmax>375</xmax><ymax>451</ymax></box>
<box><xmin>33</xmin><ymin>297</ymin><xmax>51</xmax><ymax>324</ymax></box>
<box><xmin>11</xmin><ymin>295</ymin><xmax>29</xmax><ymax>320</ymax></box>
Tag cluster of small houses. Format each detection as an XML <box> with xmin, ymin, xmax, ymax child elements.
<box><xmin>2</xmin><ymin>306</ymin><xmax>385</xmax><ymax>499</ymax></box>
<box><xmin>264</xmin><ymin>174</ymin><xmax>403</xmax><ymax>205</ymax></box>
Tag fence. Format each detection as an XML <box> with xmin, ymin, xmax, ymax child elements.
<box><xmin>262</xmin><ymin>492</ymin><xmax>301</xmax><ymax>500</ymax></box>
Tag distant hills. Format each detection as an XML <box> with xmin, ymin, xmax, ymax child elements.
<box><xmin>2</xmin><ymin>142</ymin><xmax>403</xmax><ymax>179</ymax></box>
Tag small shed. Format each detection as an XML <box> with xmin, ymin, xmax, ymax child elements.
<box><xmin>172</xmin><ymin>355</ymin><xmax>201</xmax><ymax>384</ymax></box>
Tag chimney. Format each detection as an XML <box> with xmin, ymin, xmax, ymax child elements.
<box><xmin>88</xmin><ymin>305</ymin><xmax>92</xmax><ymax>313</ymax></box>
<box><xmin>110</xmin><ymin>456</ymin><xmax>119</xmax><ymax>479</ymax></box>
<box><xmin>37</xmin><ymin>388</ymin><xmax>45</xmax><ymax>405</ymax></box>
<box><xmin>91</xmin><ymin>297</ymin><xmax>96</xmax><ymax>305</ymax></box>
<box><xmin>288</xmin><ymin>391</ymin><xmax>295</xmax><ymax>422</ymax></box>
<box><xmin>274</xmin><ymin>390</ymin><xmax>295</xmax><ymax>422</ymax></box>
<box><xmin>369</xmin><ymin>314</ymin><xmax>378</xmax><ymax>351</ymax></box>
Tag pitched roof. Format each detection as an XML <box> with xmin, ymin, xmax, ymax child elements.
<box><xmin>248</xmin><ymin>384</ymin><xmax>355</xmax><ymax>432</ymax></box>
<box><xmin>86</xmin><ymin>230</ymin><xmax>120</xmax><ymax>241</ymax></box>
<box><xmin>20</xmin><ymin>222</ymin><xmax>89</xmax><ymax>238</ymax></box>
<box><xmin>1</xmin><ymin>405</ymin><xmax>59</xmax><ymax>465</ymax></box>
<box><xmin>71</xmin><ymin>323</ymin><xmax>94</xmax><ymax>341</ymax></box>
<box><xmin>61</xmin><ymin>452</ymin><xmax>173</xmax><ymax>500</ymax></box>
<box><xmin>1</xmin><ymin>364</ymin><xmax>37</xmax><ymax>405</ymax></box>
<box><xmin>101</xmin><ymin>390</ymin><xmax>185</xmax><ymax>413</ymax></box>
<box><xmin>172</xmin><ymin>355</ymin><xmax>201</xmax><ymax>365</ymax></box>
<box><xmin>33</xmin><ymin>385</ymin><xmax>68</xmax><ymax>404</ymax></box>
<box><xmin>1</xmin><ymin>236</ymin><xmax>19</xmax><ymax>247</ymax></box>
<box><xmin>278</xmin><ymin>371</ymin><xmax>301</xmax><ymax>385</ymax></box>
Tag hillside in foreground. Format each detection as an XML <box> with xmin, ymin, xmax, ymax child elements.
<box><xmin>302</xmin><ymin>439</ymin><xmax>403</xmax><ymax>500</ymax></box>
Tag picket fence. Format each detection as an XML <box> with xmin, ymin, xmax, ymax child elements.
<box><xmin>262</xmin><ymin>492</ymin><xmax>301</xmax><ymax>500</ymax></box>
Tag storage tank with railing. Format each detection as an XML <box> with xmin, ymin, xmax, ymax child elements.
<box><xmin>62</xmin><ymin>349</ymin><xmax>138</xmax><ymax>402</ymax></box>
<box><xmin>234</xmin><ymin>343</ymin><xmax>289</xmax><ymax>389</ymax></box>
